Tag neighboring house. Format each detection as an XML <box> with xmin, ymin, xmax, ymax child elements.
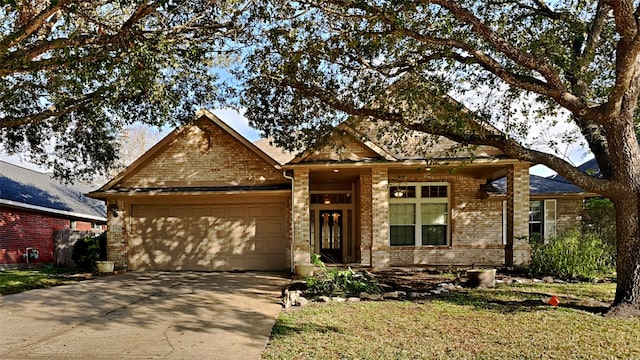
<box><xmin>0</xmin><ymin>161</ymin><xmax>107</xmax><ymax>268</ymax></box>
<box><xmin>89</xmin><ymin>110</ymin><xmax>595</xmax><ymax>272</ymax></box>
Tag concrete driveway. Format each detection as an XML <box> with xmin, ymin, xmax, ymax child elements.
<box><xmin>0</xmin><ymin>272</ymin><xmax>290</xmax><ymax>359</ymax></box>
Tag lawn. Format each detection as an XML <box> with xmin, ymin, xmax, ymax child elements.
<box><xmin>263</xmin><ymin>282</ymin><xmax>640</xmax><ymax>359</ymax></box>
<box><xmin>0</xmin><ymin>268</ymin><xmax>89</xmax><ymax>295</ymax></box>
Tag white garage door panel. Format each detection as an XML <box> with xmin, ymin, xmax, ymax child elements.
<box><xmin>129</xmin><ymin>202</ymin><xmax>286</xmax><ymax>271</ymax></box>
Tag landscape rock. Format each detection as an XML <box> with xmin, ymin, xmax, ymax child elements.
<box><xmin>318</xmin><ymin>296</ymin><xmax>331</xmax><ymax>303</ymax></box>
<box><xmin>282</xmin><ymin>290</ymin><xmax>310</xmax><ymax>307</ymax></box>
<box><xmin>332</xmin><ymin>297</ymin><xmax>346</xmax><ymax>302</ymax></box>
<box><xmin>296</xmin><ymin>296</ymin><xmax>308</xmax><ymax>307</ymax></box>
<box><xmin>408</xmin><ymin>292</ymin><xmax>429</xmax><ymax>299</ymax></box>
<box><xmin>553</xmin><ymin>279</ymin><xmax>565</xmax><ymax>284</ymax></box>
<box><xmin>360</xmin><ymin>292</ymin><xmax>383</xmax><ymax>301</ymax></box>
<box><xmin>542</xmin><ymin>276</ymin><xmax>555</xmax><ymax>283</ymax></box>
<box><xmin>347</xmin><ymin>297</ymin><xmax>361</xmax><ymax>302</ymax></box>
<box><xmin>383</xmin><ymin>291</ymin><xmax>402</xmax><ymax>299</ymax></box>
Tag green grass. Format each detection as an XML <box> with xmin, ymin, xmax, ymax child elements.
<box><xmin>0</xmin><ymin>268</ymin><xmax>85</xmax><ymax>295</ymax></box>
<box><xmin>263</xmin><ymin>282</ymin><xmax>640</xmax><ymax>359</ymax></box>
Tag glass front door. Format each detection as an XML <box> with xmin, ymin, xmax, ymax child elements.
<box><xmin>319</xmin><ymin>210</ymin><xmax>342</xmax><ymax>263</ymax></box>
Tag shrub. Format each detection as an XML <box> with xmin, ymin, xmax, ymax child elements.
<box><xmin>71</xmin><ymin>232</ymin><xmax>107</xmax><ymax>269</ymax></box>
<box><xmin>583</xmin><ymin>198</ymin><xmax>616</xmax><ymax>250</ymax></box>
<box><xmin>529</xmin><ymin>228</ymin><xmax>615</xmax><ymax>280</ymax></box>
<box><xmin>305</xmin><ymin>255</ymin><xmax>380</xmax><ymax>297</ymax></box>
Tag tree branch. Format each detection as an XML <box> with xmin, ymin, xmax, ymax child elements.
<box><xmin>603</xmin><ymin>0</ymin><xmax>640</xmax><ymax>116</ymax></box>
<box><xmin>275</xmin><ymin>73</ymin><xmax>614</xmax><ymax>194</ymax></box>
<box><xmin>0</xmin><ymin>0</ymin><xmax>70</xmax><ymax>53</ymax></box>
<box><xmin>0</xmin><ymin>92</ymin><xmax>98</xmax><ymax>128</ymax></box>
<box><xmin>426</xmin><ymin>0</ymin><xmax>565</xmax><ymax>90</ymax></box>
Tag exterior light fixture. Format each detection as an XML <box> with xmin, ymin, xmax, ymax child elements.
<box><xmin>324</xmin><ymin>195</ymin><xmax>331</xmax><ymax>204</ymax></box>
<box><xmin>393</xmin><ymin>189</ymin><xmax>404</xmax><ymax>198</ymax></box>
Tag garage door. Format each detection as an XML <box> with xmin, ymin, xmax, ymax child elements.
<box><xmin>128</xmin><ymin>202</ymin><xmax>286</xmax><ymax>271</ymax></box>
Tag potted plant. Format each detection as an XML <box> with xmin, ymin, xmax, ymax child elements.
<box><xmin>72</xmin><ymin>232</ymin><xmax>113</xmax><ymax>273</ymax></box>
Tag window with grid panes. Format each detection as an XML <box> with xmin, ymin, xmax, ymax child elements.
<box><xmin>389</xmin><ymin>183</ymin><xmax>449</xmax><ymax>246</ymax></box>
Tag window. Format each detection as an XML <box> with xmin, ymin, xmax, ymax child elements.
<box><xmin>529</xmin><ymin>199</ymin><xmax>556</xmax><ymax>243</ymax></box>
<box><xmin>389</xmin><ymin>183</ymin><xmax>449</xmax><ymax>246</ymax></box>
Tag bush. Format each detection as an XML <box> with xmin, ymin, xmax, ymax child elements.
<box><xmin>583</xmin><ymin>198</ymin><xmax>616</xmax><ymax>249</ymax></box>
<box><xmin>305</xmin><ymin>255</ymin><xmax>381</xmax><ymax>297</ymax></box>
<box><xmin>71</xmin><ymin>232</ymin><xmax>107</xmax><ymax>269</ymax></box>
<box><xmin>529</xmin><ymin>229</ymin><xmax>615</xmax><ymax>280</ymax></box>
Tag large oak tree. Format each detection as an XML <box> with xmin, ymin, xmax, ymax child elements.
<box><xmin>0</xmin><ymin>0</ymin><xmax>240</xmax><ymax>181</ymax></box>
<box><xmin>239</xmin><ymin>0</ymin><xmax>640</xmax><ymax>315</ymax></box>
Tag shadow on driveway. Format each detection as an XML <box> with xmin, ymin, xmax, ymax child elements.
<box><xmin>0</xmin><ymin>271</ymin><xmax>290</xmax><ymax>359</ymax></box>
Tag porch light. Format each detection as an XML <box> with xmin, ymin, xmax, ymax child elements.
<box><xmin>333</xmin><ymin>169</ymin><xmax>340</xmax><ymax>173</ymax></box>
<box><xmin>393</xmin><ymin>189</ymin><xmax>404</xmax><ymax>198</ymax></box>
<box><xmin>324</xmin><ymin>195</ymin><xmax>331</xmax><ymax>204</ymax></box>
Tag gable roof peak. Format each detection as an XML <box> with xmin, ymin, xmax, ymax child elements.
<box><xmin>96</xmin><ymin>109</ymin><xmax>281</xmax><ymax>192</ymax></box>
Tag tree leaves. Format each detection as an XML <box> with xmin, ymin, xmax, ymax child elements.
<box><xmin>0</xmin><ymin>0</ymin><xmax>242</xmax><ymax>182</ymax></box>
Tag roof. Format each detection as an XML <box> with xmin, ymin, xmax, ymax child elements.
<box><xmin>95</xmin><ymin>110</ymin><xmax>284</xmax><ymax>193</ymax></box>
<box><xmin>489</xmin><ymin>174</ymin><xmax>589</xmax><ymax>196</ymax></box>
<box><xmin>546</xmin><ymin>158</ymin><xmax>601</xmax><ymax>184</ymax></box>
<box><xmin>253</xmin><ymin>138</ymin><xmax>296</xmax><ymax>164</ymax></box>
<box><xmin>0</xmin><ymin>161</ymin><xmax>107</xmax><ymax>221</ymax></box>
<box><xmin>354</xmin><ymin>121</ymin><xmax>506</xmax><ymax>161</ymax></box>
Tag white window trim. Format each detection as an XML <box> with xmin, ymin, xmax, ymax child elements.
<box><xmin>527</xmin><ymin>199</ymin><xmax>557</xmax><ymax>243</ymax></box>
<box><xmin>502</xmin><ymin>200</ymin><xmax>507</xmax><ymax>245</ymax></box>
<box><xmin>543</xmin><ymin>199</ymin><xmax>557</xmax><ymax>242</ymax></box>
<box><xmin>389</xmin><ymin>182</ymin><xmax>450</xmax><ymax>246</ymax></box>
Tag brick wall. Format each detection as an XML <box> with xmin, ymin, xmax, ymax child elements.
<box><xmin>292</xmin><ymin>169</ymin><xmax>311</xmax><ymax>265</ymax></box>
<box><xmin>359</xmin><ymin>172</ymin><xmax>372</xmax><ymax>266</ymax></box>
<box><xmin>371</xmin><ymin>168</ymin><xmax>390</xmax><ymax>268</ymax></box>
<box><xmin>386</xmin><ymin>173</ymin><xmax>507</xmax><ymax>267</ymax></box>
<box><xmin>74</xmin><ymin>221</ymin><xmax>96</xmax><ymax>231</ymax></box>
<box><xmin>123</xmin><ymin>120</ymin><xmax>286</xmax><ymax>188</ymax></box>
<box><xmin>0</xmin><ymin>207</ymin><xmax>69</xmax><ymax>265</ymax></box>
<box><xmin>303</xmin><ymin>131</ymin><xmax>380</xmax><ymax>162</ymax></box>
<box><xmin>557</xmin><ymin>198</ymin><xmax>584</xmax><ymax>234</ymax></box>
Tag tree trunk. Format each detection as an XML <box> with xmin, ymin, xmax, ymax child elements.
<box><xmin>608</xmin><ymin>194</ymin><xmax>640</xmax><ymax>317</ymax></box>
<box><xmin>605</xmin><ymin>110</ymin><xmax>640</xmax><ymax>317</ymax></box>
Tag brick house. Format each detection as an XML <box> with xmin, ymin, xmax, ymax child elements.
<box><xmin>89</xmin><ymin>110</ymin><xmax>595</xmax><ymax>272</ymax></box>
<box><xmin>0</xmin><ymin>161</ymin><xmax>107</xmax><ymax>268</ymax></box>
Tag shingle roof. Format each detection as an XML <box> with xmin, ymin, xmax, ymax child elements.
<box><xmin>544</xmin><ymin>158</ymin><xmax>601</xmax><ymax>184</ymax></box>
<box><xmin>0</xmin><ymin>161</ymin><xmax>106</xmax><ymax>221</ymax></box>
<box><xmin>252</xmin><ymin>138</ymin><xmax>296</xmax><ymax>164</ymax></box>
<box><xmin>489</xmin><ymin>174</ymin><xmax>587</xmax><ymax>195</ymax></box>
<box><xmin>578</xmin><ymin>158</ymin><xmax>601</xmax><ymax>177</ymax></box>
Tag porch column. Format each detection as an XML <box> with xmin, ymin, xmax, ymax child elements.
<box><xmin>106</xmin><ymin>199</ymin><xmax>127</xmax><ymax>270</ymax></box>
<box><xmin>292</xmin><ymin>168</ymin><xmax>311</xmax><ymax>267</ymax></box>
<box><xmin>371</xmin><ymin>167</ymin><xmax>390</xmax><ymax>269</ymax></box>
<box><xmin>359</xmin><ymin>172</ymin><xmax>372</xmax><ymax>266</ymax></box>
<box><xmin>506</xmin><ymin>163</ymin><xmax>530</xmax><ymax>266</ymax></box>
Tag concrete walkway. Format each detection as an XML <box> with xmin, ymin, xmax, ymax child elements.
<box><xmin>0</xmin><ymin>272</ymin><xmax>290</xmax><ymax>359</ymax></box>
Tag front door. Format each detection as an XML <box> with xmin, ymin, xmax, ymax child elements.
<box><xmin>319</xmin><ymin>210</ymin><xmax>342</xmax><ymax>263</ymax></box>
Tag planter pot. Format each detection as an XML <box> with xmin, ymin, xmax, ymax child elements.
<box><xmin>466</xmin><ymin>269</ymin><xmax>497</xmax><ymax>288</ymax></box>
<box><xmin>294</xmin><ymin>264</ymin><xmax>315</xmax><ymax>277</ymax></box>
<box><xmin>95</xmin><ymin>261</ymin><xmax>115</xmax><ymax>273</ymax></box>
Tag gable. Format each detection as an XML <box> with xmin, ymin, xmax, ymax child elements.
<box><xmin>117</xmin><ymin>117</ymin><xmax>285</xmax><ymax>189</ymax></box>
<box><xmin>291</xmin><ymin>127</ymin><xmax>394</xmax><ymax>163</ymax></box>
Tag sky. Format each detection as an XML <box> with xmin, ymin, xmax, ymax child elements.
<box><xmin>0</xmin><ymin>107</ymin><xmax>590</xmax><ymax>177</ymax></box>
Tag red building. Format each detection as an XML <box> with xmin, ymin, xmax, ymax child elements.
<box><xmin>1</xmin><ymin>161</ymin><xmax>106</xmax><ymax>269</ymax></box>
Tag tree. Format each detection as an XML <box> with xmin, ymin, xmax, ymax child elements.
<box><xmin>239</xmin><ymin>1</ymin><xmax>640</xmax><ymax>315</ymax></box>
<box><xmin>92</xmin><ymin>124</ymin><xmax>161</xmax><ymax>185</ymax></box>
<box><xmin>0</xmin><ymin>0</ymin><xmax>241</xmax><ymax>181</ymax></box>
